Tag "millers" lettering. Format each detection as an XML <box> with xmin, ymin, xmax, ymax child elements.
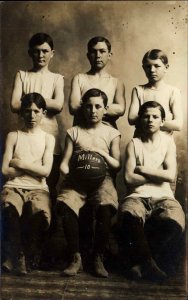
<box><xmin>78</xmin><ymin>153</ymin><xmax>101</xmax><ymax>163</ymax></box>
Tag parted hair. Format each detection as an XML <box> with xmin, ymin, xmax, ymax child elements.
<box><xmin>82</xmin><ymin>88</ymin><xmax>108</xmax><ymax>107</ymax></box>
<box><xmin>142</xmin><ymin>49</ymin><xmax>169</xmax><ymax>67</ymax></box>
<box><xmin>21</xmin><ymin>92</ymin><xmax>46</xmax><ymax>112</ymax></box>
<box><xmin>138</xmin><ymin>101</ymin><xmax>166</xmax><ymax>121</ymax></box>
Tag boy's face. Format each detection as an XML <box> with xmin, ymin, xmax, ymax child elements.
<box><xmin>29</xmin><ymin>42</ymin><xmax>54</xmax><ymax>68</ymax></box>
<box><xmin>21</xmin><ymin>103</ymin><xmax>44</xmax><ymax>129</ymax></box>
<box><xmin>87</xmin><ymin>42</ymin><xmax>111</xmax><ymax>70</ymax></box>
<box><xmin>140</xmin><ymin>107</ymin><xmax>164</xmax><ymax>134</ymax></box>
<box><xmin>143</xmin><ymin>58</ymin><xmax>168</xmax><ymax>83</ymax></box>
<box><xmin>82</xmin><ymin>96</ymin><xmax>106</xmax><ymax>124</ymax></box>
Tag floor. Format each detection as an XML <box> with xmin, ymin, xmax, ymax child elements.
<box><xmin>1</xmin><ymin>261</ymin><xmax>187</xmax><ymax>300</ymax></box>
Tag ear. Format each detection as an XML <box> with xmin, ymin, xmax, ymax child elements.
<box><xmin>104</xmin><ymin>106</ymin><xmax>108</xmax><ymax>114</ymax></box>
<box><xmin>43</xmin><ymin>110</ymin><xmax>47</xmax><ymax>117</ymax></box>
<box><xmin>160</xmin><ymin>119</ymin><xmax>165</xmax><ymax>127</ymax></box>
<box><xmin>51</xmin><ymin>49</ymin><xmax>55</xmax><ymax>58</ymax></box>
<box><xmin>108</xmin><ymin>52</ymin><xmax>112</xmax><ymax>59</ymax></box>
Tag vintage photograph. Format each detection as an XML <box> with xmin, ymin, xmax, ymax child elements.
<box><xmin>1</xmin><ymin>1</ymin><xmax>187</xmax><ymax>299</ymax></box>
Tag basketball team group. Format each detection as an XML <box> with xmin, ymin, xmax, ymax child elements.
<box><xmin>1</xmin><ymin>33</ymin><xmax>185</xmax><ymax>281</ymax></box>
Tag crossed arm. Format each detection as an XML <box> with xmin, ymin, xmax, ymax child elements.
<box><xmin>128</xmin><ymin>87</ymin><xmax>183</xmax><ymax>131</ymax></box>
<box><xmin>105</xmin><ymin>79</ymin><xmax>126</xmax><ymax>118</ymax></box>
<box><xmin>2</xmin><ymin>132</ymin><xmax>55</xmax><ymax>178</ymax></box>
<box><xmin>161</xmin><ymin>94</ymin><xmax>183</xmax><ymax>131</ymax></box>
<box><xmin>124</xmin><ymin>140</ymin><xmax>176</xmax><ymax>186</ymax></box>
<box><xmin>10</xmin><ymin>72</ymin><xmax>64</xmax><ymax>114</ymax></box>
<box><xmin>69</xmin><ymin>75</ymin><xmax>126</xmax><ymax>118</ymax></box>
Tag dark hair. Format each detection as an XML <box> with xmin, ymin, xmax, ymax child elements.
<box><xmin>29</xmin><ymin>33</ymin><xmax>54</xmax><ymax>50</ymax></box>
<box><xmin>82</xmin><ymin>88</ymin><xmax>108</xmax><ymax>107</ymax></box>
<box><xmin>138</xmin><ymin>101</ymin><xmax>165</xmax><ymax>121</ymax></box>
<box><xmin>142</xmin><ymin>49</ymin><xmax>168</xmax><ymax>66</ymax></box>
<box><xmin>21</xmin><ymin>92</ymin><xmax>46</xmax><ymax>112</ymax></box>
<box><xmin>87</xmin><ymin>36</ymin><xmax>111</xmax><ymax>52</ymax></box>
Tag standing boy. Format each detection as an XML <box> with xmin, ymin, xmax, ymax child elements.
<box><xmin>1</xmin><ymin>92</ymin><xmax>55</xmax><ymax>274</ymax></box>
<box><xmin>56</xmin><ymin>88</ymin><xmax>121</xmax><ymax>277</ymax></box>
<box><xmin>120</xmin><ymin>101</ymin><xmax>185</xmax><ymax>280</ymax></box>
<box><xmin>128</xmin><ymin>49</ymin><xmax>183</xmax><ymax>135</ymax></box>
<box><xmin>69</xmin><ymin>36</ymin><xmax>126</xmax><ymax>128</ymax></box>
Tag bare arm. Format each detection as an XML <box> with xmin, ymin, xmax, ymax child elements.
<box><xmin>9</xmin><ymin>134</ymin><xmax>55</xmax><ymax>177</ymax></box>
<box><xmin>106</xmin><ymin>79</ymin><xmax>126</xmax><ymax>117</ymax></box>
<box><xmin>2</xmin><ymin>132</ymin><xmax>24</xmax><ymax>178</ymax></box>
<box><xmin>128</xmin><ymin>87</ymin><xmax>140</xmax><ymax>126</ymax></box>
<box><xmin>60</xmin><ymin>135</ymin><xmax>74</xmax><ymax>175</ymax></box>
<box><xmin>124</xmin><ymin>141</ymin><xmax>149</xmax><ymax>186</ymax></box>
<box><xmin>161</xmin><ymin>90</ymin><xmax>183</xmax><ymax>131</ymax></box>
<box><xmin>69</xmin><ymin>75</ymin><xmax>82</xmax><ymax>115</ymax></box>
<box><xmin>91</xmin><ymin>136</ymin><xmax>121</xmax><ymax>171</ymax></box>
<box><xmin>10</xmin><ymin>72</ymin><xmax>64</xmax><ymax>114</ymax></box>
<box><xmin>45</xmin><ymin>75</ymin><xmax>64</xmax><ymax>114</ymax></box>
<box><xmin>135</xmin><ymin>141</ymin><xmax>177</xmax><ymax>183</ymax></box>
<box><xmin>10</xmin><ymin>72</ymin><xmax>23</xmax><ymax>113</ymax></box>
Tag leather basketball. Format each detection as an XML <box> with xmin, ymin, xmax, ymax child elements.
<box><xmin>70</xmin><ymin>150</ymin><xmax>106</xmax><ymax>191</ymax></box>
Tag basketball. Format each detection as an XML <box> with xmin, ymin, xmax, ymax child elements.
<box><xmin>70</xmin><ymin>150</ymin><xmax>106</xmax><ymax>191</ymax></box>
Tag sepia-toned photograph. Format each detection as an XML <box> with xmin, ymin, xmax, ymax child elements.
<box><xmin>1</xmin><ymin>1</ymin><xmax>187</xmax><ymax>299</ymax></box>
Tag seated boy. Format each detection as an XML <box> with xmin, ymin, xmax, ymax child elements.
<box><xmin>1</xmin><ymin>92</ymin><xmax>55</xmax><ymax>275</ymax></box>
<box><xmin>56</xmin><ymin>88</ymin><xmax>121</xmax><ymax>277</ymax></box>
<box><xmin>120</xmin><ymin>101</ymin><xmax>185</xmax><ymax>281</ymax></box>
<box><xmin>69</xmin><ymin>36</ymin><xmax>126</xmax><ymax>128</ymax></box>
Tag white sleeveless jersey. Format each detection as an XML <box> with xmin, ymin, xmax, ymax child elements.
<box><xmin>77</xmin><ymin>73</ymin><xmax>118</xmax><ymax>105</ymax></box>
<box><xmin>4</xmin><ymin>130</ymin><xmax>49</xmax><ymax>191</ymax></box>
<box><xmin>133</xmin><ymin>84</ymin><xmax>181</xmax><ymax>136</ymax></box>
<box><xmin>126</xmin><ymin>132</ymin><xmax>176</xmax><ymax>199</ymax></box>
